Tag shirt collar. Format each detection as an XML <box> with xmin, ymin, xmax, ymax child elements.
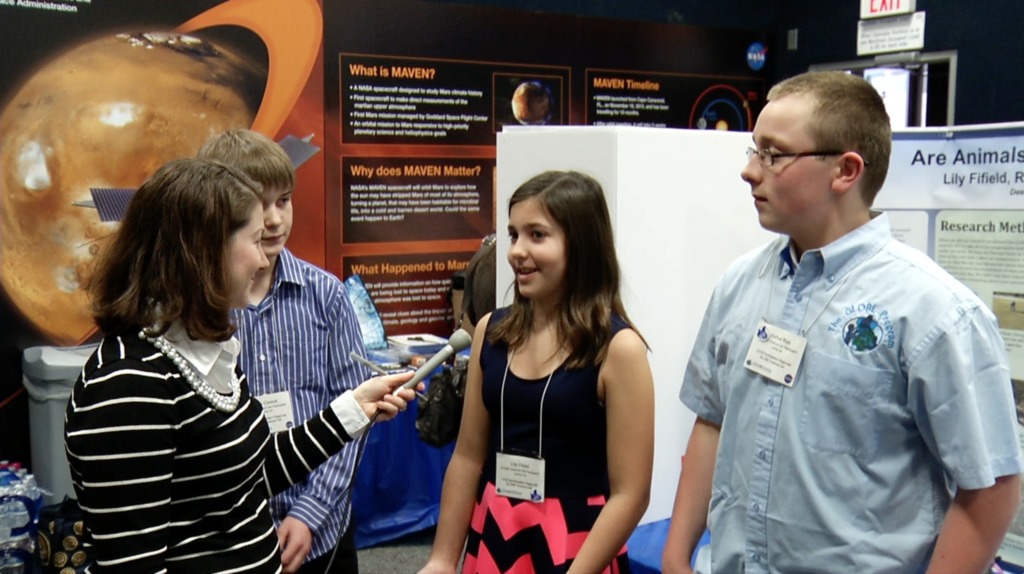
<box><xmin>778</xmin><ymin>242</ymin><xmax>798</xmax><ymax>279</ymax></box>
<box><xmin>273</xmin><ymin>248</ymin><xmax>305</xmax><ymax>288</ymax></box>
<box><xmin>162</xmin><ymin>321</ymin><xmax>241</xmax><ymax>381</ymax></box>
<box><xmin>778</xmin><ymin>212</ymin><xmax>891</xmax><ymax>285</ymax></box>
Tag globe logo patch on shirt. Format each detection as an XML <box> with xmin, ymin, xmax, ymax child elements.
<box><xmin>827</xmin><ymin>302</ymin><xmax>896</xmax><ymax>351</ymax></box>
<box><xmin>842</xmin><ymin>315</ymin><xmax>883</xmax><ymax>351</ymax></box>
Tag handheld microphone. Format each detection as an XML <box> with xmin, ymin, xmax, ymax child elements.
<box><xmin>396</xmin><ymin>329</ymin><xmax>472</xmax><ymax>392</ymax></box>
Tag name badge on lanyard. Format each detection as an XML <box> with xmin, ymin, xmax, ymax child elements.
<box><xmin>496</xmin><ymin>452</ymin><xmax>545</xmax><ymax>502</ymax></box>
<box><xmin>743</xmin><ymin>320</ymin><xmax>807</xmax><ymax>387</ymax></box>
<box><xmin>496</xmin><ymin>349</ymin><xmax>555</xmax><ymax>503</ymax></box>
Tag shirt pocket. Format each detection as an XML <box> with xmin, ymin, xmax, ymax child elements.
<box><xmin>799</xmin><ymin>349</ymin><xmax>895</xmax><ymax>460</ymax></box>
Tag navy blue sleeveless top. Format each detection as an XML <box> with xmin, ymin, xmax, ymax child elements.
<box><xmin>479</xmin><ymin>307</ymin><xmax>629</xmax><ymax>498</ymax></box>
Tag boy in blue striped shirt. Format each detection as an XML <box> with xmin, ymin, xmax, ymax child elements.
<box><xmin>200</xmin><ymin>130</ymin><xmax>370</xmax><ymax>574</ymax></box>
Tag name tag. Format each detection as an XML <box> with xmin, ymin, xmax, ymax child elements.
<box><xmin>743</xmin><ymin>320</ymin><xmax>807</xmax><ymax>387</ymax></box>
<box><xmin>496</xmin><ymin>452</ymin><xmax>545</xmax><ymax>502</ymax></box>
<box><xmin>255</xmin><ymin>390</ymin><xmax>294</xmax><ymax>433</ymax></box>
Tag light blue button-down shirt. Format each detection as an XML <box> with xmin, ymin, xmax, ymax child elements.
<box><xmin>682</xmin><ymin>213</ymin><xmax>1023</xmax><ymax>574</ymax></box>
<box><xmin>234</xmin><ymin>248</ymin><xmax>370</xmax><ymax>562</ymax></box>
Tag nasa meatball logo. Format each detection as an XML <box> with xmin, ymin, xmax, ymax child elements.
<box><xmin>746</xmin><ymin>42</ymin><xmax>767</xmax><ymax>71</ymax></box>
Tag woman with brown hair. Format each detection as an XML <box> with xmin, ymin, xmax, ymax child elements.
<box><xmin>64</xmin><ymin>157</ymin><xmax>417</xmax><ymax>573</ymax></box>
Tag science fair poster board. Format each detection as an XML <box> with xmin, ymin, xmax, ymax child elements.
<box><xmin>323</xmin><ymin>0</ymin><xmax>768</xmax><ymax>337</ymax></box>
<box><xmin>875</xmin><ymin>122</ymin><xmax>1024</xmax><ymax>564</ymax></box>
<box><xmin>496</xmin><ymin>126</ymin><xmax>775</xmax><ymax>525</ymax></box>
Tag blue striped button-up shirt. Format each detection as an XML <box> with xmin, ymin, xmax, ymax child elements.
<box><xmin>234</xmin><ymin>248</ymin><xmax>370</xmax><ymax>562</ymax></box>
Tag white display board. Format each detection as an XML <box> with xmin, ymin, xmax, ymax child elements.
<box><xmin>496</xmin><ymin>126</ymin><xmax>774</xmax><ymax>524</ymax></box>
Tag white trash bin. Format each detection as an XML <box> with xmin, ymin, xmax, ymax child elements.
<box><xmin>21</xmin><ymin>344</ymin><xmax>96</xmax><ymax>506</ymax></box>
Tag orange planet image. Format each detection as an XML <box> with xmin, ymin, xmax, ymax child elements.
<box><xmin>511</xmin><ymin>81</ymin><xmax>552</xmax><ymax>125</ymax></box>
<box><xmin>0</xmin><ymin>32</ymin><xmax>264</xmax><ymax>344</ymax></box>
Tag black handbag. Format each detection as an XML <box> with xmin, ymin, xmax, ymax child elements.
<box><xmin>416</xmin><ymin>358</ymin><xmax>467</xmax><ymax>447</ymax></box>
<box><xmin>38</xmin><ymin>497</ymin><xmax>91</xmax><ymax>573</ymax></box>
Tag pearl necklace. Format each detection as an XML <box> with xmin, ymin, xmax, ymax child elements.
<box><xmin>139</xmin><ymin>331</ymin><xmax>241</xmax><ymax>413</ymax></box>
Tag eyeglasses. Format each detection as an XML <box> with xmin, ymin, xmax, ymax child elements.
<box><xmin>745</xmin><ymin>147</ymin><xmax>845</xmax><ymax>167</ymax></box>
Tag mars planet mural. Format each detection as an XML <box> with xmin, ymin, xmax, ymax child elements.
<box><xmin>0</xmin><ymin>32</ymin><xmax>264</xmax><ymax>344</ymax></box>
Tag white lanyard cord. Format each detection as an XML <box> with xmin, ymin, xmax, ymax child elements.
<box><xmin>499</xmin><ymin>349</ymin><xmax>555</xmax><ymax>458</ymax></box>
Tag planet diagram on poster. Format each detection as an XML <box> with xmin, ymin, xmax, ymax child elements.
<box><xmin>0</xmin><ymin>0</ymin><xmax>322</xmax><ymax>344</ymax></box>
<box><xmin>511</xmin><ymin>81</ymin><xmax>553</xmax><ymax>125</ymax></box>
<box><xmin>689</xmin><ymin>84</ymin><xmax>753</xmax><ymax>131</ymax></box>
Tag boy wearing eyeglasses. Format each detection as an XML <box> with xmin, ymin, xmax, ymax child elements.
<box><xmin>662</xmin><ymin>71</ymin><xmax>1023</xmax><ymax>574</ymax></box>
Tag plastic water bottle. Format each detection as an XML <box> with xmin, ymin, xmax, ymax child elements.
<box><xmin>0</xmin><ymin>468</ymin><xmax>38</xmax><ymax>574</ymax></box>
<box><xmin>0</xmin><ymin>534</ymin><xmax>31</xmax><ymax>573</ymax></box>
<box><xmin>12</xmin><ymin>472</ymin><xmax>40</xmax><ymax>526</ymax></box>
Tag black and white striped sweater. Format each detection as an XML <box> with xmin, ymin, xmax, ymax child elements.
<box><xmin>64</xmin><ymin>332</ymin><xmax>355</xmax><ymax>573</ymax></box>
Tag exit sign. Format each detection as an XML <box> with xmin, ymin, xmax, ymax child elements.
<box><xmin>861</xmin><ymin>0</ymin><xmax>916</xmax><ymax>19</ymax></box>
